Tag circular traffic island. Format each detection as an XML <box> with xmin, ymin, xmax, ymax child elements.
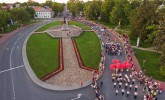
<box><xmin>25</xmin><ymin>20</ymin><xmax>101</xmax><ymax>90</ymax></box>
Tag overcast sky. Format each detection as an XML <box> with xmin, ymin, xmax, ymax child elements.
<box><xmin>0</xmin><ymin>0</ymin><xmax>89</xmax><ymax>3</ymax></box>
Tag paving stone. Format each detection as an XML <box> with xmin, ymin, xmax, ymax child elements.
<box><xmin>46</xmin><ymin>37</ymin><xmax>93</xmax><ymax>87</ymax></box>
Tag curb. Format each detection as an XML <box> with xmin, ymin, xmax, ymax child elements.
<box><xmin>22</xmin><ymin>21</ymin><xmax>95</xmax><ymax>91</ymax></box>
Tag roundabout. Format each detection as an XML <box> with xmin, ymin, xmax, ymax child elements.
<box><xmin>24</xmin><ymin>18</ymin><xmax>102</xmax><ymax>90</ymax></box>
<box><xmin>0</xmin><ymin>18</ymin><xmax>165</xmax><ymax>100</ymax></box>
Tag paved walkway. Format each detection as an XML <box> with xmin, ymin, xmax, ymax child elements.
<box><xmin>132</xmin><ymin>46</ymin><xmax>162</xmax><ymax>53</ymax></box>
<box><xmin>45</xmin><ymin>36</ymin><xmax>92</xmax><ymax>87</ymax></box>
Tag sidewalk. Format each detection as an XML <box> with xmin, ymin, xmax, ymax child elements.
<box><xmin>132</xmin><ymin>46</ymin><xmax>162</xmax><ymax>53</ymax></box>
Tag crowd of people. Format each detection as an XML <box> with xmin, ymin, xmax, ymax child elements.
<box><xmin>117</xmin><ymin>32</ymin><xmax>163</xmax><ymax>100</ymax></box>
<box><xmin>74</xmin><ymin>17</ymin><xmax>164</xmax><ymax>100</ymax></box>
<box><xmin>101</xmin><ymin>28</ymin><xmax>122</xmax><ymax>56</ymax></box>
<box><xmin>90</xmin><ymin>50</ymin><xmax>105</xmax><ymax>100</ymax></box>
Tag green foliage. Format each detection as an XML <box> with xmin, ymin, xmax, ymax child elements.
<box><xmin>27</xmin><ymin>1</ymin><xmax>40</xmax><ymax>6</ymax></box>
<box><xmin>10</xmin><ymin>7</ymin><xmax>31</xmax><ymax>23</ymax></box>
<box><xmin>109</xmin><ymin>0</ymin><xmax>130</xmax><ymax>25</ymax></box>
<box><xmin>101</xmin><ymin>0</ymin><xmax>115</xmax><ymax>22</ymax></box>
<box><xmin>50</xmin><ymin>2</ymin><xmax>65</xmax><ymax>16</ymax></box>
<box><xmin>35</xmin><ymin>21</ymin><xmax>61</xmax><ymax>32</ymax></box>
<box><xmin>161</xmin><ymin>53</ymin><xmax>165</xmax><ymax>66</ymax></box>
<box><xmin>0</xmin><ymin>10</ymin><xmax>11</xmax><ymax>32</ymax></box>
<box><xmin>67</xmin><ymin>0</ymin><xmax>85</xmax><ymax>17</ymax></box>
<box><xmin>130</xmin><ymin>1</ymin><xmax>158</xmax><ymax>42</ymax></box>
<box><xmin>160</xmin><ymin>66</ymin><xmax>165</xmax><ymax>77</ymax></box>
<box><xmin>26</xmin><ymin>7</ymin><xmax>35</xmax><ymax>19</ymax></box>
<box><xmin>83</xmin><ymin>0</ymin><xmax>102</xmax><ymax>20</ymax></box>
<box><xmin>134</xmin><ymin>48</ymin><xmax>165</xmax><ymax>81</ymax></box>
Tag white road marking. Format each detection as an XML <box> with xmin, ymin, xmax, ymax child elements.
<box><xmin>9</xmin><ymin>33</ymin><xmax>25</xmax><ymax>100</ymax></box>
<box><xmin>10</xmin><ymin>40</ymin><xmax>18</xmax><ymax>100</ymax></box>
<box><xmin>71</xmin><ymin>94</ymin><xmax>83</xmax><ymax>100</ymax></box>
<box><xmin>0</xmin><ymin>65</ymin><xmax>24</xmax><ymax>74</ymax></box>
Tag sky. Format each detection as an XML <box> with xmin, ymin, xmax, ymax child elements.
<box><xmin>0</xmin><ymin>0</ymin><xmax>88</xmax><ymax>3</ymax></box>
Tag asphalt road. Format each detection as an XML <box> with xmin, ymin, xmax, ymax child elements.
<box><xmin>0</xmin><ymin>20</ymin><xmax>96</xmax><ymax>100</ymax></box>
<box><xmin>0</xmin><ymin>19</ymin><xmax>165</xmax><ymax>100</ymax></box>
<box><xmin>97</xmin><ymin>27</ymin><xmax>165</xmax><ymax>100</ymax></box>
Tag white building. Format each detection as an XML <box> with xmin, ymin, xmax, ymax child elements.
<box><xmin>33</xmin><ymin>6</ymin><xmax>54</xmax><ymax>19</ymax></box>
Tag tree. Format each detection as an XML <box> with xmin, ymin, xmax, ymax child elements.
<box><xmin>109</xmin><ymin>0</ymin><xmax>129</xmax><ymax>25</ymax></box>
<box><xmin>27</xmin><ymin>1</ymin><xmax>40</xmax><ymax>6</ymax></box>
<box><xmin>10</xmin><ymin>8</ymin><xmax>31</xmax><ymax>23</ymax></box>
<box><xmin>20</xmin><ymin>2</ymin><xmax>28</xmax><ymax>7</ymax></box>
<box><xmin>67</xmin><ymin>0</ymin><xmax>85</xmax><ymax>17</ymax></box>
<box><xmin>26</xmin><ymin>7</ymin><xmax>35</xmax><ymax>19</ymax></box>
<box><xmin>83</xmin><ymin>0</ymin><xmax>102</xmax><ymax>20</ymax></box>
<box><xmin>0</xmin><ymin>10</ymin><xmax>11</xmax><ymax>32</ymax></box>
<box><xmin>129</xmin><ymin>1</ymin><xmax>158</xmax><ymax>43</ymax></box>
<box><xmin>101</xmin><ymin>0</ymin><xmax>115</xmax><ymax>22</ymax></box>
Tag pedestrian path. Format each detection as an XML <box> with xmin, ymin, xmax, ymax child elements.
<box><xmin>132</xmin><ymin>46</ymin><xmax>162</xmax><ymax>53</ymax></box>
<box><xmin>45</xmin><ymin>37</ymin><xmax>92</xmax><ymax>87</ymax></box>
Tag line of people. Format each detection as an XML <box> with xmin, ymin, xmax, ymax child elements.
<box><xmin>118</xmin><ymin>33</ymin><xmax>163</xmax><ymax>100</ymax></box>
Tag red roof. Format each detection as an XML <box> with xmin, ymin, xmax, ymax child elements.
<box><xmin>33</xmin><ymin>6</ymin><xmax>52</xmax><ymax>12</ymax></box>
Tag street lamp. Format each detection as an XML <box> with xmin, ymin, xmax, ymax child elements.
<box><xmin>142</xmin><ymin>59</ymin><xmax>146</xmax><ymax>70</ymax></box>
<box><xmin>118</xmin><ymin>19</ymin><xmax>121</xmax><ymax>29</ymax></box>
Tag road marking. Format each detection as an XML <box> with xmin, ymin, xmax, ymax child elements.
<box><xmin>71</xmin><ymin>94</ymin><xmax>83</xmax><ymax>100</ymax></box>
<box><xmin>0</xmin><ymin>65</ymin><xmax>24</xmax><ymax>74</ymax></box>
<box><xmin>9</xmin><ymin>34</ymin><xmax>24</xmax><ymax>100</ymax></box>
<box><xmin>11</xmin><ymin>71</ymin><xmax>16</xmax><ymax>100</ymax></box>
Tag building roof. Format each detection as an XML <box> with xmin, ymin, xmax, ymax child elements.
<box><xmin>33</xmin><ymin>6</ymin><xmax>52</xmax><ymax>12</ymax></box>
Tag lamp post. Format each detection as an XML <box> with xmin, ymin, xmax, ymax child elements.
<box><xmin>142</xmin><ymin>59</ymin><xmax>146</xmax><ymax>70</ymax></box>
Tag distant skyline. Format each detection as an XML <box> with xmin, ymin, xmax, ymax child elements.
<box><xmin>0</xmin><ymin>0</ymin><xmax>89</xmax><ymax>3</ymax></box>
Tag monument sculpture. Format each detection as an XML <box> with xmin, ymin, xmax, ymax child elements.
<box><xmin>61</xmin><ymin>16</ymin><xmax>68</xmax><ymax>31</ymax></box>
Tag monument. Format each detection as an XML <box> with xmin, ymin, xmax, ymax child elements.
<box><xmin>61</xmin><ymin>16</ymin><xmax>69</xmax><ymax>31</ymax></box>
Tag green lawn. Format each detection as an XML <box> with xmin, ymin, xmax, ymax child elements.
<box><xmin>130</xmin><ymin>39</ymin><xmax>152</xmax><ymax>48</ymax></box>
<box><xmin>27</xmin><ymin>33</ymin><xmax>59</xmax><ymax>78</ymax></box>
<box><xmin>35</xmin><ymin>21</ymin><xmax>61</xmax><ymax>32</ymax></box>
<box><xmin>134</xmin><ymin>48</ymin><xmax>165</xmax><ymax>81</ymax></box>
<box><xmin>74</xmin><ymin>32</ymin><xmax>101</xmax><ymax>69</ymax></box>
<box><xmin>69</xmin><ymin>21</ymin><xmax>91</xmax><ymax>30</ymax></box>
<box><xmin>94</xmin><ymin>20</ymin><xmax>116</xmax><ymax>29</ymax></box>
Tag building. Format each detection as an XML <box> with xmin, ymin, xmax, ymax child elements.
<box><xmin>33</xmin><ymin>6</ymin><xmax>54</xmax><ymax>19</ymax></box>
<box><xmin>2</xmin><ymin>4</ymin><xmax>14</xmax><ymax>10</ymax></box>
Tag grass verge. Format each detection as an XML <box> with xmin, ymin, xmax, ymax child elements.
<box><xmin>27</xmin><ymin>33</ymin><xmax>59</xmax><ymax>78</ymax></box>
<box><xmin>69</xmin><ymin>21</ymin><xmax>91</xmax><ymax>30</ymax></box>
<box><xmin>35</xmin><ymin>21</ymin><xmax>61</xmax><ymax>32</ymax></box>
<box><xmin>74</xmin><ymin>32</ymin><xmax>101</xmax><ymax>69</ymax></box>
<box><xmin>134</xmin><ymin>48</ymin><xmax>165</xmax><ymax>81</ymax></box>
